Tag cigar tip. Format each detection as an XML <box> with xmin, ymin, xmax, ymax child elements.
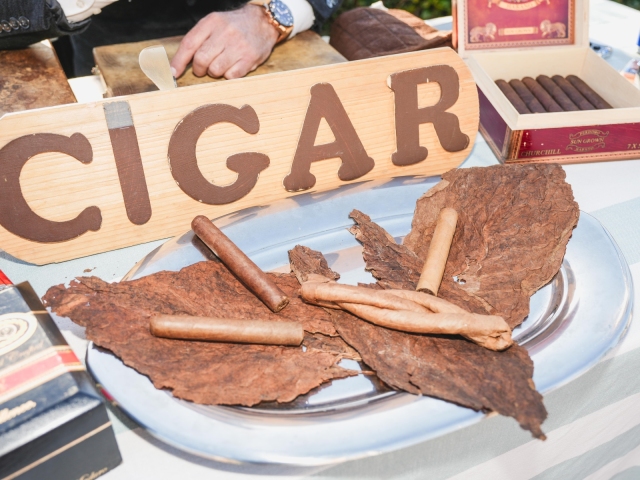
<box><xmin>149</xmin><ymin>316</ymin><xmax>161</xmax><ymax>336</ymax></box>
<box><xmin>191</xmin><ymin>215</ymin><xmax>211</xmax><ymax>230</ymax></box>
<box><xmin>417</xmin><ymin>287</ymin><xmax>436</xmax><ymax>296</ymax></box>
<box><xmin>272</xmin><ymin>296</ymin><xmax>290</xmax><ymax>313</ymax></box>
<box><xmin>440</xmin><ymin>207</ymin><xmax>458</xmax><ymax>219</ymax></box>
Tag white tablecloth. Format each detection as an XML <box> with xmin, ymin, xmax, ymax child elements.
<box><xmin>3</xmin><ymin>1</ymin><xmax>640</xmax><ymax>478</ymax></box>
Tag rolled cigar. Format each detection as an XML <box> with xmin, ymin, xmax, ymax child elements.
<box><xmin>536</xmin><ymin>75</ymin><xmax>579</xmax><ymax>111</ymax></box>
<box><xmin>509</xmin><ymin>79</ymin><xmax>547</xmax><ymax>113</ymax></box>
<box><xmin>566</xmin><ymin>75</ymin><xmax>612</xmax><ymax>109</ymax></box>
<box><xmin>551</xmin><ymin>75</ymin><xmax>595</xmax><ymax>110</ymax></box>
<box><xmin>301</xmin><ymin>281</ymin><xmax>430</xmax><ymax>314</ymax></box>
<box><xmin>495</xmin><ymin>79</ymin><xmax>531</xmax><ymax>114</ymax></box>
<box><xmin>192</xmin><ymin>215</ymin><xmax>289</xmax><ymax>313</ymax></box>
<box><xmin>386</xmin><ymin>289</ymin><xmax>466</xmax><ymax>314</ymax></box>
<box><xmin>150</xmin><ymin>315</ymin><xmax>304</xmax><ymax>346</ymax></box>
<box><xmin>416</xmin><ymin>208</ymin><xmax>458</xmax><ymax>296</ymax></box>
<box><xmin>522</xmin><ymin>77</ymin><xmax>563</xmax><ymax>112</ymax></box>
<box><xmin>339</xmin><ymin>303</ymin><xmax>512</xmax><ymax>351</ymax></box>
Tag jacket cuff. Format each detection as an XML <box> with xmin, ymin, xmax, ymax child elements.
<box><xmin>0</xmin><ymin>0</ymin><xmax>90</xmax><ymax>50</ymax></box>
<box><xmin>279</xmin><ymin>0</ymin><xmax>314</xmax><ymax>38</ymax></box>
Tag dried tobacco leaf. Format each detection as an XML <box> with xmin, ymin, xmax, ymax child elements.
<box><xmin>298</xmin><ymin>214</ymin><xmax>548</xmax><ymax>438</ymax></box>
<box><xmin>403</xmin><ymin>164</ymin><xmax>579</xmax><ymax>328</ymax></box>
<box><xmin>43</xmin><ymin>260</ymin><xmax>357</xmax><ymax>406</ymax></box>
<box><xmin>289</xmin><ymin>245</ymin><xmax>341</xmax><ymax>284</ymax></box>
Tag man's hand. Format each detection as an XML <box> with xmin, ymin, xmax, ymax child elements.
<box><xmin>170</xmin><ymin>4</ymin><xmax>279</xmax><ymax>80</ymax></box>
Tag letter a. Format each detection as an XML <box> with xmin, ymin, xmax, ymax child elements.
<box><xmin>284</xmin><ymin>83</ymin><xmax>374</xmax><ymax>192</ymax></box>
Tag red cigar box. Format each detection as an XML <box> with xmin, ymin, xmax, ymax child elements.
<box><xmin>453</xmin><ymin>0</ymin><xmax>640</xmax><ymax>164</ymax></box>
<box><xmin>0</xmin><ymin>273</ymin><xmax>122</xmax><ymax>480</ymax></box>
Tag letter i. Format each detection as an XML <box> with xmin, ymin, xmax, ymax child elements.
<box><xmin>103</xmin><ymin>101</ymin><xmax>152</xmax><ymax>225</ymax></box>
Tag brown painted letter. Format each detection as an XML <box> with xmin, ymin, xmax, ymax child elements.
<box><xmin>168</xmin><ymin>104</ymin><xmax>269</xmax><ymax>205</ymax></box>
<box><xmin>104</xmin><ymin>101</ymin><xmax>152</xmax><ymax>225</ymax></box>
<box><xmin>283</xmin><ymin>83</ymin><xmax>374</xmax><ymax>192</ymax></box>
<box><xmin>0</xmin><ymin>133</ymin><xmax>102</xmax><ymax>242</ymax></box>
<box><xmin>389</xmin><ymin>66</ymin><xmax>469</xmax><ymax>166</ymax></box>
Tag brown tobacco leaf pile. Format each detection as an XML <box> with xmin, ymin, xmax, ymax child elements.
<box><xmin>302</xmin><ymin>218</ymin><xmax>549</xmax><ymax>438</ymax></box>
<box><xmin>403</xmin><ymin>164</ymin><xmax>580</xmax><ymax>328</ymax></box>
<box><xmin>42</xmin><ymin>260</ymin><xmax>358</xmax><ymax>406</ymax></box>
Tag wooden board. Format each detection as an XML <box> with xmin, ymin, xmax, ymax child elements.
<box><xmin>0</xmin><ymin>41</ymin><xmax>76</xmax><ymax>116</ymax></box>
<box><xmin>94</xmin><ymin>30</ymin><xmax>347</xmax><ymax>97</ymax></box>
<box><xmin>0</xmin><ymin>48</ymin><xmax>478</xmax><ymax>264</ymax></box>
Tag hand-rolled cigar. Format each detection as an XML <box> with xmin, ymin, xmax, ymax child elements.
<box><xmin>416</xmin><ymin>208</ymin><xmax>458</xmax><ymax>296</ymax></box>
<box><xmin>150</xmin><ymin>315</ymin><xmax>304</xmax><ymax>346</ymax></box>
<box><xmin>386</xmin><ymin>289</ymin><xmax>466</xmax><ymax>314</ymax></box>
<box><xmin>338</xmin><ymin>303</ymin><xmax>512</xmax><ymax>351</ymax></box>
<box><xmin>495</xmin><ymin>79</ymin><xmax>531</xmax><ymax>114</ymax></box>
<box><xmin>551</xmin><ymin>75</ymin><xmax>595</xmax><ymax>110</ymax></box>
<box><xmin>301</xmin><ymin>281</ymin><xmax>430</xmax><ymax>314</ymax></box>
<box><xmin>192</xmin><ymin>215</ymin><xmax>289</xmax><ymax>313</ymax></box>
<box><xmin>536</xmin><ymin>75</ymin><xmax>579</xmax><ymax>111</ymax></box>
<box><xmin>522</xmin><ymin>77</ymin><xmax>563</xmax><ymax>112</ymax></box>
<box><xmin>566</xmin><ymin>75</ymin><xmax>613</xmax><ymax>109</ymax></box>
<box><xmin>509</xmin><ymin>79</ymin><xmax>546</xmax><ymax>113</ymax></box>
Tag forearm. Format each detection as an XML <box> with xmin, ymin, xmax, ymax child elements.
<box><xmin>0</xmin><ymin>0</ymin><xmax>90</xmax><ymax>50</ymax></box>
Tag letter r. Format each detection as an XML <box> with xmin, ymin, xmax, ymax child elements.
<box><xmin>389</xmin><ymin>66</ymin><xmax>470</xmax><ymax>166</ymax></box>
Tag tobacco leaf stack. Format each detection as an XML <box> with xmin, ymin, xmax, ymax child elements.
<box><xmin>43</xmin><ymin>164</ymin><xmax>580</xmax><ymax>439</ymax></box>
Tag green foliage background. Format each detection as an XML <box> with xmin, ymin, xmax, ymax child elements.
<box><xmin>323</xmin><ymin>0</ymin><xmax>640</xmax><ymax>34</ymax></box>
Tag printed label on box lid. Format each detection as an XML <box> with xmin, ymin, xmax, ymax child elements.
<box><xmin>459</xmin><ymin>0</ymin><xmax>575</xmax><ymax>51</ymax></box>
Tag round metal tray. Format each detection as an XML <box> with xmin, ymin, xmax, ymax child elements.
<box><xmin>86</xmin><ymin>177</ymin><xmax>633</xmax><ymax>466</ymax></box>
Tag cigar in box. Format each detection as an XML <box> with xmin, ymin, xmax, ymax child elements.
<box><xmin>0</xmin><ymin>272</ymin><xmax>121</xmax><ymax>480</ymax></box>
<box><xmin>453</xmin><ymin>0</ymin><xmax>640</xmax><ymax>164</ymax></box>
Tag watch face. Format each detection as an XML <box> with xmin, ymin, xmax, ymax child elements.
<box><xmin>269</xmin><ymin>0</ymin><xmax>294</xmax><ymax>28</ymax></box>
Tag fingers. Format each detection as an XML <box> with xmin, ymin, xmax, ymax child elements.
<box><xmin>170</xmin><ymin>18</ymin><xmax>217</xmax><ymax>77</ymax></box>
<box><xmin>169</xmin><ymin>6</ymin><xmax>278</xmax><ymax>80</ymax></box>
<box><xmin>207</xmin><ymin>48</ymin><xmax>236</xmax><ymax>78</ymax></box>
<box><xmin>193</xmin><ymin>40</ymin><xmax>225</xmax><ymax>77</ymax></box>
<box><xmin>225</xmin><ymin>58</ymin><xmax>259</xmax><ymax>80</ymax></box>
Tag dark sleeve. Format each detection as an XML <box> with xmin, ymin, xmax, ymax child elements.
<box><xmin>305</xmin><ymin>0</ymin><xmax>343</xmax><ymax>28</ymax></box>
<box><xmin>0</xmin><ymin>0</ymin><xmax>90</xmax><ymax>50</ymax></box>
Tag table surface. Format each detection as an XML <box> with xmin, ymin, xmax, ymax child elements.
<box><xmin>5</xmin><ymin>1</ymin><xmax>640</xmax><ymax>478</ymax></box>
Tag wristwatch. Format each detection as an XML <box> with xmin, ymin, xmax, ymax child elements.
<box><xmin>249</xmin><ymin>0</ymin><xmax>294</xmax><ymax>44</ymax></box>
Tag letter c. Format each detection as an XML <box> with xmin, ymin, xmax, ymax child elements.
<box><xmin>0</xmin><ymin>133</ymin><xmax>102</xmax><ymax>243</ymax></box>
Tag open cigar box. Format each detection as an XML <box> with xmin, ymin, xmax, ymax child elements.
<box><xmin>453</xmin><ymin>0</ymin><xmax>640</xmax><ymax>164</ymax></box>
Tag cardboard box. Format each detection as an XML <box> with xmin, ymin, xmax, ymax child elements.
<box><xmin>0</xmin><ymin>279</ymin><xmax>121</xmax><ymax>480</ymax></box>
<box><xmin>453</xmin><ymin>0</ymin><xmax>640</xmax><ymax>164</ymax></box>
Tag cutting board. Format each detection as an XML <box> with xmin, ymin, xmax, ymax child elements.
<box><xmin>94</xmin><ymin>30</ymin><xmax>347</xmax><ymax>97</ymax></box>
<box><xmin>0</xmin><ymin>41</ymin><xmax>76</xmax><ymax>116</ymax></box>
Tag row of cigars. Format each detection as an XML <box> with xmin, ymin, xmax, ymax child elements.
<box><xmin>496</xmin><ymin>74</ymin><xmax>612</xmax><ymax>114</ymax></box>
<box><xmin>152</xmin><ymin>211</ymin><xmax>512</xmax><ymax>352</ymax></box>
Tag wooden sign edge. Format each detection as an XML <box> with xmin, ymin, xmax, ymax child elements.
<box><xmin>0</xmin><ymin>48</ymin><xmax>479</xmax><ymax>264</ymax></box>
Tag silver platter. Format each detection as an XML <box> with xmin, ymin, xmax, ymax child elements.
<box><xmin>86</xmin><ymin>176</ymin><xmax>633</xmax><ymax>466</ymax></box>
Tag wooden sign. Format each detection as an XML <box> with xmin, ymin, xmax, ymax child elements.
<box><xmin>0</xmin><ymin>48</ymin><xmax>478</xmax><ymax>264</ymax></box>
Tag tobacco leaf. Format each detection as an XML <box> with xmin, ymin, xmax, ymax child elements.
<box><xmin>43</xmin><ymin>260</ymin><xmax>357</xmax><ymax>406</ymax></box>
<box><xmin>403</xmin><ymin>164</ymin><xmax>580</xmax><ymax>328</ymax></box>
<box><xmin>296</xmin><ymin>216</ymin><xmax>547</xmax><ymax>438</ymax></box>
<box><xmin>289</xmin><ymin>244</ymin><xmax>341</xmax><ymax>284</ymax></box>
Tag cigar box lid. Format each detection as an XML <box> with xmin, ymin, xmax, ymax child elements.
<box><xmin>453</xmin><ymin>0</ymin><xmax>589</xmax><ymax>58</ymax></box>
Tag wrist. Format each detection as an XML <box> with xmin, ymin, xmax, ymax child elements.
<box><xmin>248</xmin><ymin>0</ymin><xmax>294</xmax><ymax>44</ymax></box>
<box><xmin>245</xmin><ymin>4</ymin><xmax>279</xmax><ymax>45</ymax></box>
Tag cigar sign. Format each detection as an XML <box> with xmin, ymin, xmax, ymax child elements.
<box><xmin>0</xmin><ymin>49</ymin><xmax>478</xmax><ymax>264</ymax></box>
